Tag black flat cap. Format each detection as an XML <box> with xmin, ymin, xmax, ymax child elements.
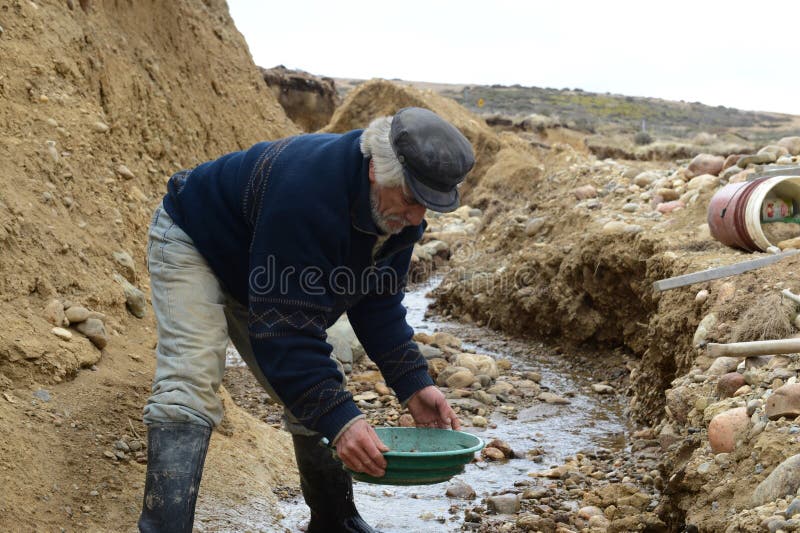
<box><xmin>390</xmin><ymin>107</ymin><xmax>475</xmax><ymax>213</ymax></box>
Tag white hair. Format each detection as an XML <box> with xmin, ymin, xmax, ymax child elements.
<box><xmin>360</xmin><ymin>116</ymin><xmax>404</xmax><ymax>187</ymax></box>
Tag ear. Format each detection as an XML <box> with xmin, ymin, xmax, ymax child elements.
<box><xmin>368</xmin><ymin>158</ymin><xmax>376</xmax><ymax>184</ymax></box>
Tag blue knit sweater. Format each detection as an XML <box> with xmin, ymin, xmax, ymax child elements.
<box><xmin>163</xmin><ymin>130</ymin><xmax>434</xmax><ymax>441</ymax></box>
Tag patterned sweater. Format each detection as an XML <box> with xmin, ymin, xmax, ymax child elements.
<box><xmin>163</xmin><ymin>130</ymin><xmax>434</xmax><ymax>441</ymax></box>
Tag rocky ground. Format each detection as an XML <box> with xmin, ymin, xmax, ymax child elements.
<box><xmin>5</xmin><ymin>1</ymin><xmax>800</xmax><ymax>532</ymax></box>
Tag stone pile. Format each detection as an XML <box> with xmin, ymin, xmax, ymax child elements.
<box><xmin>45</xmin><ymin>298</ymin><xmax>108</xmax><ymax>350</ymax></box>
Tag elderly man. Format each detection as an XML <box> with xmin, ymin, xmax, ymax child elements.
<box><xmin>138</xmin><ymin>107</ymin><xmax>474</xmax><ymax>533</ymax></box>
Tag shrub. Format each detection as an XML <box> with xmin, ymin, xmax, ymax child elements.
<box><xmin>634</xmin><ymin>131</ymin><xmax>653</xmax><ymax>145</ymax></box>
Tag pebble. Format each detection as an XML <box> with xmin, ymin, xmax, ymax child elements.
<box><xmin>51</xmin><ymin>327</ymin><xmax>73</xmax><ymax>341</ymax></box>
<box><xmin>445</xmin><ymin>479</ymin><xmax>476</xmax><ymax>500</ymax></box>
<box><xmin>487</xmin><ymin>439</ymin><xmax>514</xmax><ymax>458</ymax></box>
<box><xmin>487</xmin><ymin>494</ymin><xmax>520</xmax><ymax>514</ymax></box>
<box><xmin>717</xmin><ymin>372</ymin><xmax>746</xmax><ymax>398</ymax></box>
<box><xmin>92</xmin><ymin>121</ymin><xmax>110</xmax><ymax>133</ymax></box>
<box><xmin>75</xmin><ymin>318</ymin><xmax>108</xmax><ymax>350</ymax></box>
<box><xmin>44</xmin><ymin>299</ymin><xmax>68</xmax><ymax>327</ymax></box>
<box><xmin>572</xmin><ymin>185</ymin><xmax>597</xmax><ymax>200</ymax></box>
<box><xmin>33</xmin><ymin>389</ymin><xmax>51</xmax><ymax>402</ymax></box>
<box><xmin>116</xmin><ymin>165</ymin><xmax>135</xmax><ymax>180</ymax></box>
<box><xmin>471</xmin><ymin>415</ymin><xmax>488</xmax><ymax>428</ymax></box>
<box><xmin>483</xmin><ymin>447</ymin><xmax>506</xmax><ymax>461</ymax></box>
<box><xmin>398</xmin><ymin>414</ymin><xmax>414</xmax><ymax>427</ymax></box>
<box><xmin>112</xmin><ymin>251</ymin><xmax>136</xmax><ymax>282</ymax></box>
<box><xmin>45</xmin><ymin>140</ymin><xmax>59</xmax><ymax>163</ymax></box>
<box><xmin>591</xmin><ymin>383</ymin><xmax>614</xmax><ymax>394</ymax></box>
<box><xmin>113</xmin><ymin>274</ymin><xmax>147</xmax><ymax>318</ymax></box>
<box><xmin>65</xmin><ymin>306</ymin><xmax>90</xmax><ymax>324</ymax></box>
<box><xmin>622</xmin><ymin>203</ymin><xmax>639</xmax><ymax>212</ymax></box>
<box><xmin>695</xmin><ymin>289</ymin><xmax>709</xmax><ymax>303</ymax></box>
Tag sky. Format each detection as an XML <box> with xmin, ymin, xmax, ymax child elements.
<box><xmin>228</xmin><ymin>0</ymin><xmax>800</xmax><ymax>115</ymax></box>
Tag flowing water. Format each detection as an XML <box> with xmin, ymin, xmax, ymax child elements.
<box><xmin>273</xmin><ymin>278</ymin><xmax>630</xmax><ymax>532</ymax></box>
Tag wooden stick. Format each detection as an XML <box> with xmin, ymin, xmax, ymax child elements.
<box><xmin>652</xmin><ymin>250</ymin><xmax>800</xmax><ymax>292</ymax></box>
<box><xmin>781</xmin><ymin>288</ymin><xmax>800</xmax><ymax>305</ymax></box>
<box><xmin>707</xmin><ymin>338</ymin><xmax>800</xmax><ymax>358</ymax></box>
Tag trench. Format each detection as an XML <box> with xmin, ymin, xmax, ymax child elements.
<box><xmin>271</xmin><ymin>278</ymin><xmax>632</xmax><ymax>532</ymax></box>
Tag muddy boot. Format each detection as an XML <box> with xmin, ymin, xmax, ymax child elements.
<box><xmin>292</xmin><ymin>433</ymin><xmax>378</xmax><ymax>533</ymax></box>
<box><xmin>138</xmin><ymin>422</ymin><xmax>212</xmax><ymax>533</ymax></box>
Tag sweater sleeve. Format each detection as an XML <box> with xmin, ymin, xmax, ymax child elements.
<box><xmin>247</xmin><ymin>206</ymin><xmax>362</xmax><ymax>442</ymax></box>
<box><xmin>347</xmin><ymin>245</ymin><xmax>434</xmax><ymax>402</ymax></box>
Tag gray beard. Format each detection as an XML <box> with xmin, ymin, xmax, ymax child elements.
<box><xmin>370</xmin><ymin>187</ymin><xmax>405</xmax><ymax>235</ymax></box>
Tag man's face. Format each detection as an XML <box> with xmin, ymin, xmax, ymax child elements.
<box><xmin>369</xmin><ymin>164</ymin><xmax>427</xmax><ymax>235</ymax></box>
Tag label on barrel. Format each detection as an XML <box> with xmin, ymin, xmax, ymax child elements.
<box><xmin>761</xmin><ymin>198</ymin><xmax>791</xmax><ymax>222</ymax></box>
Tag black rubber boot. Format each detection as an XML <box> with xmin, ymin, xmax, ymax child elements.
<box><xmin>292</xmin><ymin>433</ymin><xmax>378</xmax><ymax>533</ymax></box>
<box><xmin>138</xmin><ymin>422</ymin><xmax>212</xmax><ymax>533</ymax></box>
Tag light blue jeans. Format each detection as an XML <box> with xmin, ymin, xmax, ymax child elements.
<box><xmin>142</xmin><ymin>203</ymin><xmax>335</xmax><ymax>436</ymax></box>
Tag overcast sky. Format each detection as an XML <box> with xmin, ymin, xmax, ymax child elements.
<box><xmin>228</xmin><ymin>0</ymin><xmax>800</xmax><ymax>115</ymax></box>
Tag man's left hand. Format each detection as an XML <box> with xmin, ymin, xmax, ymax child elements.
<box><xmin>406</xmin><ymin>385</ymin><xmax>461</xmax><ymax>430</ymax></box>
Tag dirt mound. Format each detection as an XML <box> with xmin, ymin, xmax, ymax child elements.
<box><xmin>0</xmin><ymin>0</ymin><xmax>297</xmax><ymax>529</ymax></box>
<box><xmin>260</xmin><ymin>65</ymin><xmax>340</xmax><ymax>132</ymax></box>
<box><xmin>323</xmin><ymin>79</ymin><xmax>505</xmax><ymax>193</ymax></box>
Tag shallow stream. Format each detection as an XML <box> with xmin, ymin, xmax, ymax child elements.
<box><xmin>274</xmin><ymin>278</ymin><xmax>630</xmax><ymax>532</ymax></box>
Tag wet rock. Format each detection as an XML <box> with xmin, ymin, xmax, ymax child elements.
<box><xmin>487</xmin><ymin>439</ymin><xmax>514</xmax><ymax>458</ymax></box>
<box><xmin>591</xmin><ymin>383</ymin><xmax>614</xmax><ymax>394</ymax></box>
<box><xmin>516</xmin><ymin>513</ymin><xmax>555</xmax><ymax>531</ymax></box>
<box><xmin>707</xmin><ymin>357</ymin><xmax>740</xmax><ymax>376</ymax></box>
<box><xmin>487</xmin><ymin>494</ymin><xmax>520</xmax><ymax>514</ymax></box>
<box><xmin>483</xmin><ymin>447</ymin><xmax>505</xmax><ymax>461</ymax></box>
<box><xmin>454</xmin><ymin>353</ymin><xmax>499</xmax><ymax>379</ymax></box>
<box><xmin>446</xmin><ymin>479</ymin><xmax>476</xmax><ymax>500</ymax></box>
<box><xmin>65</xmin><ymin>306</ymin><xmax>90</xmax><ymax>324</ymax></box>
<box><xmin>752</xmin><ymin>454</ymin><xmax>800</xmax><ymax>507</ymax></box>
<box><xmin>708</xmin><ymin>407</ymin><xmax>748</xmax><ymax>453</ymax></box>
<box><xmin>538</xmin><ymin>392</ymin><xmax>570</xmax><ymax>405</ymax></box>
<box><xmin>472</xmin><ymin>390</ymin><xmax>495</xmax><ymax>405</ymax></box>
<box><xmin>572</xmin><ymin>185</ymin><xmax>597</xmax><ymax>200</ymax></box>
<box><xmin>51</xmin><ymin>327</ymin><xmax>72</xmax><ymax>341</ymax></box>
<box><xmin>471</xmin><ymin>415</ymin><xmax>488</xmax><ymax>428</ymax></box>
<box><xmin>113</xmin><ymin>251</ymin><xmax>136</xmax><ymax>282</ymax></box>
<box><xmin>717</xmin><ymin>372</ymin><xmax>746</xmax><ymax>398</ymax></box>
<box><xmin>44</xmin><ymin>299</ymin><xmax>68</xmax><ymax>327</ymax></box>
<box><xmin>765</xmin><ymin>383</ymin><xmax>800</xmax><ymax>420</ymax></box>
<box><xmin>113</xmin><ymin>274</ymin><xmax>146</xmax><ymax>318</ymax></box>
<box><xmin>688</xmin><ymin>154</ymin><xmax>725</xmax><ymax>176</ymax></box>
<box><xmin>75</xmin><ymin>318</ymin><xmax>108</xmax><ymax>350</ymax></box>
<box><xmin>487</xmin><ymin>381</ymin><xmax>515</xmax><ymax>395</ymax></box>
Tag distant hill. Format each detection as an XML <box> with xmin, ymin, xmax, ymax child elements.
<box><xmin>334</xmin><ymin>78</ymin><xmax>800</xmax><ymax>144</ymax></box>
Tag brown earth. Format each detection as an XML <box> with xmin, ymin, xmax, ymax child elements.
<box><xmin>0</xmin><ymin>0</ymin><xmax>298</xmax><ymax>530</ymax></box>
<box><xmin>3</xmin><ymin>1</ymin><xmax>800</xmax><ymax>532</ymax></box>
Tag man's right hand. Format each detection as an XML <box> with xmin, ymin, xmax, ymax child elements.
<box><xmin>334</xmin><ymin>418</ymin><xmax>389</xmax><ymax>477</ymax></box>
